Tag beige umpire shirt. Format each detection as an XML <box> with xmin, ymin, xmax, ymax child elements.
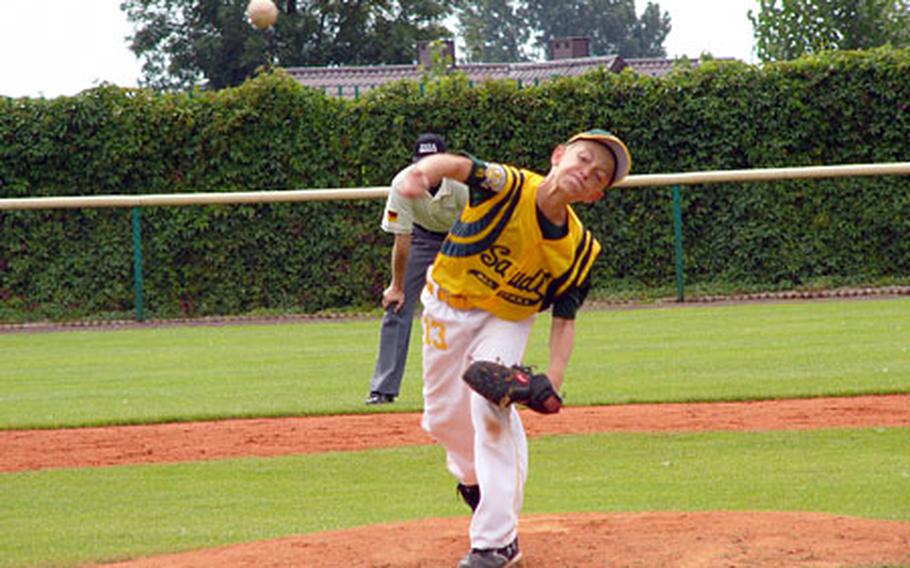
<box><xmin>381</xmin><ymin>164</ymin><xmax>469</xmax><ymax>235</ymax></box>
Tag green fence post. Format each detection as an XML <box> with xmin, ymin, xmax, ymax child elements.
<box><xmin>131</xmin><ymin>207</ymin><xmax>146</xmax><ymax>321</ymax></box>
<box><xmin>672</xmin><ymin>185</ymin><xmax>685</xmax><ymax>302</ymax></box>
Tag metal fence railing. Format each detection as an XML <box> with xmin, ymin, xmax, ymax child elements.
<box><xmin>3</xmin><ymin>162</ymin><xmax>910</xmax><ymax>321</ymax></box>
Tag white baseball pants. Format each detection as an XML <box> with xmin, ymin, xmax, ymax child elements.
<box><xmin>420</xmin><ymin>273</ymin><xmax>535</xmax><ymax>550</ymax></box>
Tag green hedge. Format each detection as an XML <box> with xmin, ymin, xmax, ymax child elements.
<box><xmin>1</xmin><ymin>48</ymin><xmax>909</xmax><ymax>321</ymax></box>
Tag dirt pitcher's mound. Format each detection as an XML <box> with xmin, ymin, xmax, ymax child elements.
<box><xmin>99</xmin><ymin>511</ymin><xmax>910</xmax><ymax>568</ymax></box>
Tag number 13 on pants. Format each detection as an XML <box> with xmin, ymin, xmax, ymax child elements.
<box><xmin>423</xmin><ymin>315</ymin><xmax>448</xmax><ymax>350</ymax></box>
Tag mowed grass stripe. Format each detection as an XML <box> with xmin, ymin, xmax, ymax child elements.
<box><xmin>2</xmin><ymin>298</ymin><xmax>908</xmax><ymax>429</ymax></box>
<box><xmin>571</xmin><ymin>297</ymin><xmax>910</xmax><ymax>403</ymax></box>
<box><xmin>1</xmin><ymin>428</ymin><xmax>908</xmax><ymax>567</ymax></box>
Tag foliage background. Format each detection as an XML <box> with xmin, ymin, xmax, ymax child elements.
<box><xmin>1</xmin><ymin>47</ymin><xmax>909</xmax><ymax>321</ymax></box>
<box><xmin>749</xmin><ymin>0</ymin><xmax>910</xmax><ymax>62</ymax></box>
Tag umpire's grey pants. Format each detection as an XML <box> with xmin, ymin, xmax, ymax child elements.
<box><xmin>369</xmin><ymin>226</ymin><xmax>446</xmax><ymax>397</ymax></box>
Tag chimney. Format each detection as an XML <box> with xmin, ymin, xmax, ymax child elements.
<box><xmin>548</xmin><ymin>37</ymin><xmax>590</xmax><ymax>60</ymax></box>
<box><xmin>417</xmin><ymin>39</ymin><xmax>456</xmax><ymax>68</ymax></box>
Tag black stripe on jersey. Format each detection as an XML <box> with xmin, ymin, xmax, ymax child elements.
<box><xmin>572</xmin><ymin>231</ymin><xmax>597</xmax><ymax>289</ymax></box>
<box><xmin>440</xmin><ymin>169</ymin><xmax>524</xmax><ymax>258</ymax></box>
<box><xmin>449</xmin><ymin>166</ymin><xmax>520</xmax><ymax>239</ymax></box>
<box><xmin>540</xmin><ymin>230</ymin><xmax>595</xmax><ymax>310</ymax></box>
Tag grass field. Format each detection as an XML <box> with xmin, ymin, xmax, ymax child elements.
<box><xmin>2</xmin><ymin>429</ymin><xmax>908</xmax><ymax>567</ymax></box>
<box><xmin>1</xmin><ymin>297</ymin><xmax>909</xmax><ymax>567</ymax></box>
<box><xmin>1</xmin><ymin>298</ymin><xmax>908</xmax><ymax>429</ymax></box>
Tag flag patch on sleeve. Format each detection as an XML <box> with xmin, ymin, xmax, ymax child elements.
<box><xmin>387</xmin><ymin>210</ymin><xmax>399</xmax><ymax>222</ymax></box>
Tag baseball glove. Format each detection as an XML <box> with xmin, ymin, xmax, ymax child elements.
<box><xmin>463</xmin><ymin>361</ymin><xmax>562</xmax><ymax>414</ymax></box>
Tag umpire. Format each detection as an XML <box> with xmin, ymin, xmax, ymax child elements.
<box><xmin>365</xmin><ymin>133</ymin><xmax>468</xmax><ymax>404</ymax></box>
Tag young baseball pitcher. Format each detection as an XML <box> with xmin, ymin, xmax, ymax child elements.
<box><xmin>397</xmin><ymin>130</ymin><xmax>632</xmax><ymax>567</ymax></box>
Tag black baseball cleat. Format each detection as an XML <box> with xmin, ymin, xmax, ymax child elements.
<box><xmin>457</xmin><ymin>537</ymin><xmax>522</xmax><ymax>568</ymax></box>
<box><xmin>456</xmin><ymin>483</ymin><xmax>481</xmax><ymax>512</ymax></box>
<box><xmin>365</xmin><ymin>392</ymin><xmax>395</xmax><ymax>405</ymax></box>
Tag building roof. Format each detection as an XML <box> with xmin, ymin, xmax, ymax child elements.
<box><xmin>624</xmin><ymin>57</ymin><xmax>678</xmax><ymax>77</ymax></box>
<box><xmin>286</xmin><ymin>55</ymin><xmax>724</xmax><ymax>99</ymax></box>
<box><xmin>458</xmin><ymin>55</ymin><xmax>626</xmax><ymax>83</ymax></box>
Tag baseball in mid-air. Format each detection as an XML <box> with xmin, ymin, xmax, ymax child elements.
<box><xmin>246</xmin><ymin>0</ymin><xmax>279</xmax><ymax>30</ymax></box>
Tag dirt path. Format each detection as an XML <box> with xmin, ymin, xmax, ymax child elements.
<box><xmin>3</xmin><ymin>395</ymin><xmax>909</xmax><ymax>472</ymax></box>
<box><xmin>5</xmin><ymin>394</ymin><xmax>909</xmax><ymax>567</ymax></box>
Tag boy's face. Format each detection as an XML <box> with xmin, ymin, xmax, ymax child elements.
<box><xmin>550</xmin><ymin>140</ymin><xmax>617</xmax><ymax>203</ymax></box>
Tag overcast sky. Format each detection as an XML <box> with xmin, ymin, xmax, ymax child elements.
<box><xmin>0</xmin><ymin>0</ymin><xmax>758</xmax><ymax>99</ymax></box>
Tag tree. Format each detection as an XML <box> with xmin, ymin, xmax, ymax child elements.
<box><xmin>632</xmin><ymin>2</ymin><xmax>672</xmax><ymax>58</ymax></box>
<box><xmin>519</xmin><ymin>0</ymin><xmax>670</xmax><ymax>59</ymax></box>
<box><xmin>456</xmin><ymin>0</ymin><xmax>531</xmax><ymax>62</ymax></box>
<box><xmin>121</xmin><ymin>0</ymin><xmax>455</xmax><ymax>91</ymax></box>
<box><xmin>749</xmin><ymin>0</ymin><xmax>910</xmax><ymax>62</ymax></box>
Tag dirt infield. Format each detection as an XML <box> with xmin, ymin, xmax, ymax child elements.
<box><xmin>4</xmin><ymin>394</ymin><xmax>909</xmax><ymax>567</ymax></box>
<box><xmin>5</xmin><ymin>395</ymin><xmax>910</xmax><ymax>473</ymax></box>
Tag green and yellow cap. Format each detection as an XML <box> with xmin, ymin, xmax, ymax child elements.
<box><xmin>567</xmin><ymin>129</ymin><xmax>632</xmax><ymax>185</ymax></box>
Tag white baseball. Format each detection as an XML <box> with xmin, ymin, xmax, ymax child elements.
<box><xmin>246</xmin><ymin>0</ymin><xmax>279</xmax><ymax>30</ymax></box>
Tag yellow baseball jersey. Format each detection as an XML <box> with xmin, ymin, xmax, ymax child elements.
<box><xmin>430</xmin><ymin>158</ymin><xmax>601</xmax><ymax>321</ymax></box>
